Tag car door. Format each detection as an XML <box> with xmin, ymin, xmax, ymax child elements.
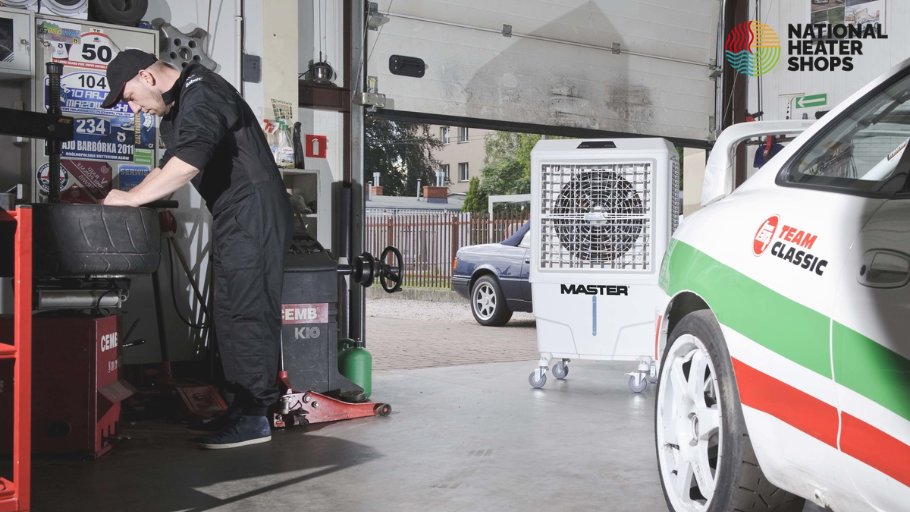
<box><xmin>494</xmin><ymin>240</ymin><xmax>529</xmax><ymax>308</ymax></box>
<box><xmin>833</xmin><ymin>196</ymin><xmax>910</xmax><ymax>511</ymax></box>
<box><xmin>780</xmin><ymin>70</ymin><xmax>910</xmax><ymax>510</ymax></box>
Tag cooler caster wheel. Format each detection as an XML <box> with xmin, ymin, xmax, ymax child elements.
<box><xmin>375</xmin><ymin>403</ymin><xmax>392</xmax><ymax>416</ymax></box>
<box><xmin>552</xmin><ymin>360</ymin><xmax>569</xmax><ymax>380</ymax></box>
<box><xmin>628</xmin><ymin>373</ymin><xmax>648</xmax><ymax>393</ymax></box>
<box><xmin>528</xmin><ymin>369</ymin><xmax>547</xmax><ymax>389</ymax></box>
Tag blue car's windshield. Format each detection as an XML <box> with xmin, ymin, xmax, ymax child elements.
<box><xmin>501</xmin><ymin>222</ymin><xmax>530</xmax><ymax>247</ymax></box>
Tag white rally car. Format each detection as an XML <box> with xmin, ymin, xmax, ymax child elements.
<box><xmin>655</xmin><ymin>59</ymin><xmax>910</xmax><ymax>511</ymax></box>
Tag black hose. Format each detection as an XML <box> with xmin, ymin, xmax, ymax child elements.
<box><xmin>168</xmin><ymin>238</ymin><xmax>210</xmax><ymax>330</ymax></box>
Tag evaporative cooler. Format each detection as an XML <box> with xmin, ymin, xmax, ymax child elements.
<box><xmin>528</xmin><ymin>139</ymin><xmax>679</xmax><ymax>391</ymax></box>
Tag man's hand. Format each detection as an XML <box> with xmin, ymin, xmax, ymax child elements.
<box><xmin>103</xmin><ymin>189</ymin><xmax>139</xmax><ymax>207</ymax></box>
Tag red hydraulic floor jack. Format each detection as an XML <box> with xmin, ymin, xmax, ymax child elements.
<box><xmin>272</xmin><ymin>371</ymin><xmax>391</xmax><ymax>428</ymax></box>
<box><xmin>271</xmin><ymin>241</ymin><xmax>400</xmax><ymax>429</ymax></box>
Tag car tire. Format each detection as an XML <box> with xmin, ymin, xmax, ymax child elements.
<box><xmin>655</xmin><ymin>310</ymin><xmax>805</xmax><ymax>512</ymax></box>
<box><xmin>88</xmin><ymin>0</ymin><xmax>149</xmax><ymax>26</ymax></box>
<box><xmin>31</xmin><ymin>204</ymin><xmax>161</xmax><ymax>277</ymax></box>
<box><xmin>470</xmin><ymin>275</ymin><xmax>513</xmax><ymax>326</ymax></box>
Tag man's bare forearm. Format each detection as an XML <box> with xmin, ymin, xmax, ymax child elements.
<box><xmin>104</xmin><ymin>156</ymin><xmax>199</xmax><ymax>206</ymax></box>
<box><xmin>128</xmin><ymin>166</ymin><xmax>163</xmax><ymax>196</ymax></box>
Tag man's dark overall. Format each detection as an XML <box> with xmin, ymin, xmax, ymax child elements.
<box><xmin>159</xmin><ymin>62</ymin><xmax>291</xmax><ymax>417</ymax></box>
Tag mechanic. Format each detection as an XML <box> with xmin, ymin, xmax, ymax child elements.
<box><xmin>100</xmin><ymin>49</ymin><xmax>292</xmax><ymax>449</ymax></box>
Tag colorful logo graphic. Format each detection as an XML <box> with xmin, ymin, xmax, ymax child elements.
<box><xmin>725</xmin><ymin>20</ymin><xmax>781</xmax><ymax>77</ymax></box>
<box><xmin>753</xmin><ymin>215</ymin><xmax>779</xmax><ymax>256</ymax></box>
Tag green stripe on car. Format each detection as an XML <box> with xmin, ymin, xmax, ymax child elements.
<box><xmin>662</xmin><ymin>240</ymin><xmax>910</xmax><ymax>422</ymax></box>
<box><xmin>834</xmin><ymin>323</ymin><xmax>910</xmax><ymax>422</ymax></box>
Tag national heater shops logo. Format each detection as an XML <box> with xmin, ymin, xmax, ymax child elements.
<box><xmin>725</xmin><ymin>21</ymin><xmax>781</xmax><ymax>77</ymax></box>
<box><xmin>753</xmin><ymin>215</ymin><xmax>828</xmax><ymax>276</ymax></box>
<box><xmin>726</xmin><ymin>20</ymin><xmax>888</xmax><ymax>75</ymax></box>
<box><xmin>787</xmin><ymin>23</ymin><xmax>888</xmax><ymax>72</ymax></box>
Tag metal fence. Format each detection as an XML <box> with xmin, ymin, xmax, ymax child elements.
<box><xmin>365</xmin><ymin>210</ymin><xmax>528</xmax><ymax>288</ymax></box>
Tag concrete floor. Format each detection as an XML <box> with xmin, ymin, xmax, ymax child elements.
<box><xmin>28</xmin><ymin>297</ymin><xmax>825</xmax><ymax>511</ymax></box>
<box><xmin>33</xmin><ymin>359</ymin><xmax>664</xmax><ymax>512</ymax></box>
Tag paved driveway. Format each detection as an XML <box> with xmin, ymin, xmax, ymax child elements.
<box><xmin>366</xmin><ymin>295</ymin><xmax>538</xmax><ymax>371</ymax></box>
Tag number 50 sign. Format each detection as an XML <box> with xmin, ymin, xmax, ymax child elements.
<box><xmin>54</xmin><ymin>31</ymin><xmax>119</xmax><ymax>71</ymax></box>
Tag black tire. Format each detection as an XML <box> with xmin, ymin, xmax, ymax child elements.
<box><xmin>88</xmin><ymin>0</ymin><xmax>149</xmax><ymax>26</ymax></box>
<box><xmin>470</xmin><ymin>275</ymin><xmax>513</xmax><ymax>326</ymax></box>
<box><xmin>655</xmin><ymin>310</ymin><xmax>804</xmax><ymax>512</ymax></box>
<box><xmin>32</xmin><ymin>204</ymin><xmax>161</xmax><ymax>277</ymax></box>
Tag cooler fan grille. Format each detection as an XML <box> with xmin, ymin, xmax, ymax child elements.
<box><xmin>540</xmin><ymin>163</ymin><xmax>651</xmax><ymax>270</ymax></box>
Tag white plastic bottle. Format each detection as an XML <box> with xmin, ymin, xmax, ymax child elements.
<box><xmin>275</xmin><ymin>118</ymin><xmax>296</xmax><ymax>168</ymax></box>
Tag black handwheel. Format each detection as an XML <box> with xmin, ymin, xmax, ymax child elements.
<box><xmin>379</xmin><ymin>246</ymin><xmax>404</xmax><ymax>293</ymax></box>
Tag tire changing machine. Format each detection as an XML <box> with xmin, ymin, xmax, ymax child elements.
<box><xmin>0</xmin><ymin>64</ymin><xmax>159</xmax><ymax>467</ymax></box>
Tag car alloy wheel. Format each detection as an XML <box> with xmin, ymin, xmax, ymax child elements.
<box><xmin>656</xmin><ymin>330</ymin><xmax>722</xmax><ymax>510</ymax></box>
<box><xmin>655</xmin><ymin>310</ymin><xmax>804</xmax><ymax>512</ymax></box>
<box><xmin>470</xmin><ymin>275</ymin><xmax>513</xmax><ymax>326</ymax></box>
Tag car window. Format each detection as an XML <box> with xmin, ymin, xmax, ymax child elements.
<box><xmin>781</xmin><ymin>72</ymin><xmax>910</xmax><ymax>196</ymax></box>
<box><xmin>746</xmin><ymin>135</ymin><xmax>800</xmax><ymax>180</ymax></box>
<box><xmin>519</xmin><ymin>230</ymin><xmax>531</xmax><ymax>248</ymax></box>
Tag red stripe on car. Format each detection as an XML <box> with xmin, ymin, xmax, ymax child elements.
<box><xmin>732</xmin><ymin>358</ymin><xmax>838</xmax><ymax>447</ymax></box>
<box><xmin>841</xmin><ymin>412</ymin><xmax>910</xmax><ymax>487</ymax></box>
<box><xmin>732</xmin><ymin>358</ymin><xmax>910</xmax><ymax>487</ymax></box>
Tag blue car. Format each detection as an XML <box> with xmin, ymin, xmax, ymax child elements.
<box><xmin>452</xmin><ymin>222</ymin><xmax>532</xmax><ymax>326</ymax></box>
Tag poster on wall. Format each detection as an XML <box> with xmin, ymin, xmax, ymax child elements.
<box><xmin>36</xmin><ymin>19</ymin><xmax>81</xmax><ymax>47</ymax></box>
<box><xmin>117</xmin><ymin>164</ymin><xmax>150</xmax><ymax>191</ymax></box>
<box><xmin>56</xmin><ymin>115</ymin><xmax>155</xmax><ymax>161</ymax></box>
<box><xmin>36</xmin><ymin>160</ymin><xmax>113</xmax><ymax>203</ymax></box>
<box><xmin>48</xmin><ymin>30</ymin><xmax>120</xmax><ymax>71</ymax></box>
<box><xmin>845</xmin><ymin>0</ymin><xmax>885</xmax><ymax>28</ymax></box>
<box><xmin>811</xmin><ymin>0</ymin><xmax>845</xmax><ymax>24</ymax></box>
<box><xmin>45</xmin><ymin>71</ymin><xmax>157</xmax><ymax>160</ymax></box>
<box><xmin>36</xmin><ymin>22</ymin><xmax>156</xmax><ymax>203</ymax></box>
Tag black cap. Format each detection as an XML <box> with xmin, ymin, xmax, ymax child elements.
<box><xmin>100</xmin><ymin>49</ymin><xmax>158</xmax><ymax>109</ymax></box>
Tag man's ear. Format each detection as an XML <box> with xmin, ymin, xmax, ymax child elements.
<box><xmin>137</xmin><ymin>69</ymin><xmax>156</xmax><ymax>87</ymax></box>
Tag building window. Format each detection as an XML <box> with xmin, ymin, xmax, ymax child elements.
<box><xmin>440</xmin><ymin>127</ymin><xmax>450</xmax><ymax>144</ymax></box>
<box><xmin>458</xmin><ymin>127</ymin><xmax>469</xmax><ymax>143</ymax></box>
<box><xmin>440</xmin><ymin>164</ymin><xmax>450</xmax><ymax>183</ymax></box>
<box><xmin>458</xmin><ymin>162</ymin><xmax>469</xmax><ymax>182</ymax></box>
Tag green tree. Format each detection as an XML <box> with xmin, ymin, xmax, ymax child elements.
<box><xmin>479</xmin><ymin>132</ymin><xmax>541</xmax><ymax>196</ymax></box>
<box><xmin>365</xmin><ymin>118</ymin><xmax>443</xmax><ymax>196</ymax></box>
<box><xmin>481</xmin><ymin>158</ymin><xmax>528</xmax><ymax>195</ymax></box>
<box><xmin>484</xmin><ymin>132</ymin><xmax>542</xmax><ymax>174</ymax></box>
<box><xmin>461</xmin><ymin>176</ymin><xmax>488</xmax><ymax>213</ymax></box>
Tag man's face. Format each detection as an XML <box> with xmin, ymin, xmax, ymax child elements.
<box><xmin>122</xmin><ymin>72</ymin><xmax>168</xmax><ymax>116</ymax></box>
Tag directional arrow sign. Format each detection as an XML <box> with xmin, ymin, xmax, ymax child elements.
<box><xmin>795</xmin><ymin>93</ymin><xmax>827</xmax><ymax>109</ymax></box>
